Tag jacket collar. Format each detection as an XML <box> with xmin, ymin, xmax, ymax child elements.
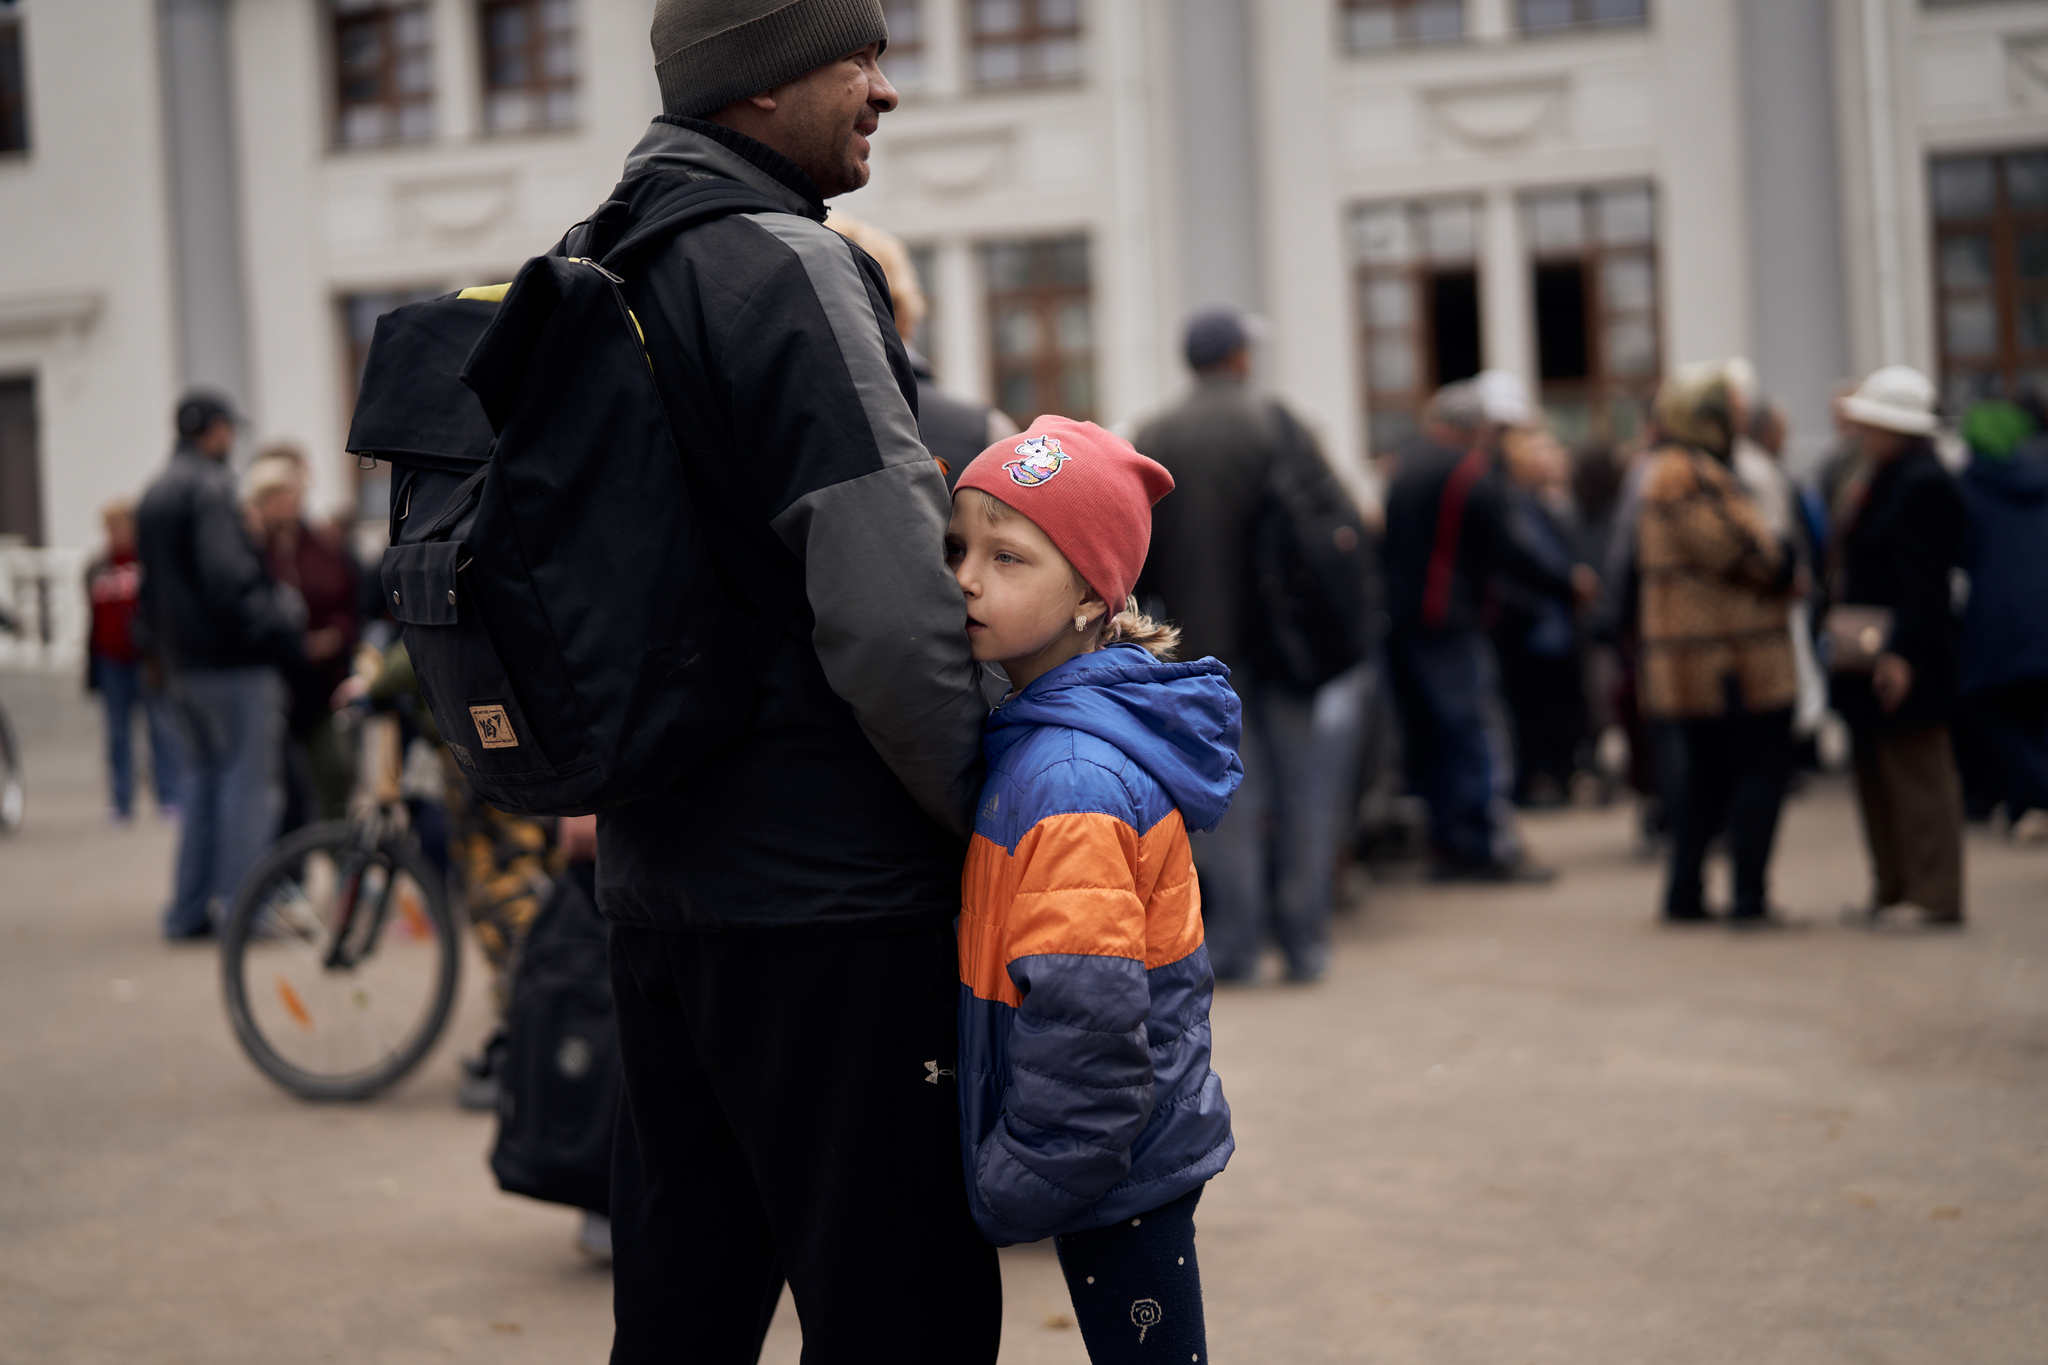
<box><xmin>631</xmin><ymin>116</ymin><xmax>827</xmax><ymax>221</ymax></box>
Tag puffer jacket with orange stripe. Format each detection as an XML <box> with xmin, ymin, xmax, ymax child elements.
<box><xmin>958</xmin><ymin>644</ymin><xmax>1241</xmax><ymax>1246</ymax></box>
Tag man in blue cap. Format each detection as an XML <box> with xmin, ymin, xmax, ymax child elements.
<box><xmin>1134</xmin><ymin>308</ymin><xmax>1368</xmax><ymax>983</ymax></box>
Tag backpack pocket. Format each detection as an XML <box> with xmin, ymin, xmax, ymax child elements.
<box><xmin>380</xmin><ymin>540</ymin><xmax>594</xmax><ymax>796</ymax></box>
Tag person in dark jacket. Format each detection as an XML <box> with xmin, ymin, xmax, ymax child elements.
<box><xmin>84</xmin><ymin>499</ymin><xmax>183</xmax><ymax>820</ymax></box>
<box><xmin>1490</xmin><ymin>427</ymin><xmax>1585</xmax><ymax>807</ymax></box>
<box><xmin>1830</xmin><ymin>366</ymin><xmax>1969</xmax><ymax>927</ymax></box>
<box><xmin>1133</xmin><ymin>308</ymin><xmax>1368</xmax><ymax>982</ymax></box>
<box><xmin>1955</xmin><ymin>398</ymin><xmax>2048</xmax><ymax>843</ymax></box>
<box><xmin>136</xmin><ymin>392</ymin><xmax>302</xmax><ymax>940</ymax></box>
<box><xmin>583</xmin><ymin>5</ymin><xmax>1000</xmax><ymax>1358</ymax></box>
<box><xmin>827</xmin><ymin>213</ymin><xmax>1018</xmax><ymax>486</ymax></box>
<box><xmin>1380</xmin><ymin>377</ymin><xmax>1590</xmax><ymax>879</ymax></box>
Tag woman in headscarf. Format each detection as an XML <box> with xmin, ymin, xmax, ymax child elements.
<box><xmin>1828</xmin><ymin>367</ymin><xmax>1968</xmax><ymax>927</ymax></box>
<box><xmin>1635</xmin><ymin>361</ymin><xmax>1799</xmax><ymax>926</ymax></box>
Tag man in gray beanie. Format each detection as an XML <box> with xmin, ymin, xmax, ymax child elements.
<box><xmin>584</xmin><ymin>4</ymin><xmax>1001</xmax><ymax>1360</ymax></box>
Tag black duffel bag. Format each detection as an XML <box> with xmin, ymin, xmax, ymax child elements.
<box><xmin>490</xmin><ymin>863</ymin><xmax>617</xmax><ymax>1214</ymax></box>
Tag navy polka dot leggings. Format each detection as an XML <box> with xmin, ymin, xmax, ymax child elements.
<box><xmin>1054</xmin><ymin>1184</ymin><xmax>1207</xmax><ymax>1363</ymax></box>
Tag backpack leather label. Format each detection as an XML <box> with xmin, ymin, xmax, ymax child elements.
<box><xmin>469</xmin><ymin>704</ymin><xmax>520</xmax><ymax>749</ymax></box>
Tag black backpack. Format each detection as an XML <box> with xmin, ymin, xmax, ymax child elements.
<box><xmin>490</xmin><ymin>864</ymin><xmax>617</xmax><ymax>1214</ymax></box>
<box><xmin>347</xmin><ymin>180</ymin><xmax>794</xmax><ymax>816</ymax></box>
<box><xmin>1244</xmin><ymin>403</ymin><xmax>1379</xmax><ymax>692</ymax></box>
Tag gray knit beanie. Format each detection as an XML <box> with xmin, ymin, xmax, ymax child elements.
<box><xmin>651</xmin><ymin>0</ymin><xmax>888</xmax><ymax>119</ymax></box>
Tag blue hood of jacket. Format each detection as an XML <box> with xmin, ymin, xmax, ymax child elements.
<box><xmin>985</xmin><ymin>645</ymin><xmax>1243</xmax><ymax>832</ymax></box>
<box><xmin>1964</xmin><ymin>443</ymin><xmax>2048</xmax><ymax>503</ymax></box>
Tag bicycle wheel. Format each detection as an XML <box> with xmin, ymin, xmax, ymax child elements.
<box><xmin>0</xmin><ymin>702</ymin><xmax>22</xmax><ymax>834</ymax></box>
<box><xmin>221</xmin><ymin>819</ymin><xmax>461</xmax><ymax>1100</ymax></box>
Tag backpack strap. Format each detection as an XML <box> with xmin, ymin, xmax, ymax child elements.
<box><xmin>597</xmin><ymin>181</ymin><xmax>790</xmax><ymax>273</ymax></box>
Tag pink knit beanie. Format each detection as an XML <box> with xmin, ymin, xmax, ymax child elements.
<box><xmin>953</xmin><ymin>415</ymin><xmax>1175</xmax><ymax>608</ymax></box>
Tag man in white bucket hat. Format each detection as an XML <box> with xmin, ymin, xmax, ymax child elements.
<box><xmin>1828</xmin><ymin>365</ymin><xmax>1969</xmax><ymax>928</ymax></box>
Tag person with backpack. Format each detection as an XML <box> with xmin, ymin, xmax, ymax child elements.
<box><xmin>1379</xmin><ymin>376</ymin><xmax>1593</xmax><ymax>882</ymax></box>
<box><xmin>945</xmin><ymin>416</ymin><xmax>1237</xmax><ymax>1364</ymax></box>
<box><xmin>503</xmin><ymin>5</ymin><xmax>998</xmax><ymax>1358</ymax></box>
<box><xmin>1133</xmin><ymin>309</ymin><xmax>1374</xmax><ymax>984</ymax></box>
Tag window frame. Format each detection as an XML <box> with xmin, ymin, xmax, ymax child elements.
<box><xmin>1930</xmin><ymin>148</ymin><xmax>2048</xmax><ymax>410</ymax></box>
<box><xmin>477</xmin><ymin>0</ymin><xmax>581</xmax><ymax>137</ymax></box>
<box><xmin>1515</xmin><ymin>0</ymin><xmax>1649</xmax><ymax>37</ymax></box>
<box><xmin>980</xmin><ymin>235</ymin><xmax>1096</xmax><ymax>428</ymax></box>
<box><xmin>329</xmin><ymin>0</ymin><xmax>436</xmax><ymax>151</ymax></box>
<box><xmin>0</xmin><ymin>3</ymin><xmax>29</xmax><ymax>157</ymax></box>
<box><xmin>1522</xmin><ymin>182</ymin><xmax>1662</xmax><ymax>445</ymax></box>
<box><xmin>968</xmin><ymin>0</ymin><xmax>1083</xmax><ymax>92</ymax></box>
<box><xmin>1351</xmin><ymin>198</ymin><xmax>1484</xmax><ymax>454</ymax></box>
<box><xmin>1338</xmin><ymin>0</ymin><xmax>1466</xmax><ymax>55</ymax></box>
<box><xmin>880</xmin><ymin>0</ymin><xmax>927</xmax><ymax>91</ymax></box>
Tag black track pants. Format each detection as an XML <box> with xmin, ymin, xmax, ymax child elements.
<box><xmin>607</xmin><ymin>922</ymin><xmax>1002</xmax><ymax>1365</ymax></box>
<box><xmin>1055</xmin><ymin>1185</ymin><xmax>1209</xmax><ymax>1363</ymax></box>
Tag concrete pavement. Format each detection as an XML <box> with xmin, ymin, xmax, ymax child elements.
<box><xmin>1</xmin><ymin>669</ymin><xmax>2043</xmax><ymax>1363</ymax></box>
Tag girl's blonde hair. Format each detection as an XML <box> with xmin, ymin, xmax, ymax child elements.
<box><xmin>1098</xmin><ymin>594</ymin><xmax>1181</xmax><ymax>661</ymax></box>
<box><xmin>960</xmin><ymin>488</ymin><xmax>1182</xmax><ymax>660</ymax></box>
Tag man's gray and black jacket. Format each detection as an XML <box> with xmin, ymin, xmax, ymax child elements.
<box><xmin>580</xmin><ymin>117</ymin><xmax>987</xmax><ymax>934</ymax></box>
<box><xmin>135</xmin><ymin>443</ymin><xmax>301</xmax><ymax>673</ymax></box>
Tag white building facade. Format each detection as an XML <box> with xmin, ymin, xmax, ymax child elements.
<box><xmin>0</xmin><ymin>0</ymin><xmax>2043</xmax><ymax>571</ymax></box>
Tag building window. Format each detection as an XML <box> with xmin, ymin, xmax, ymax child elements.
<box><xmin>0</xmin><ymin>377</ymin><xmax>39</xmax><ymax>547</ymax></box>
<box><xmin>480</xmin><ymin>0</ymin><xmax>578</xmax><ymax>134</ymax></box>
<box><xmin>1341</xmin><ymin>0</ymin><xmax>1463</xmax><ymax>52</ymax></box>
<box><xmin>881</xmin><ymin>0</ymin><xmax>926</xmax><ymax>89</ymax></box>
<box><xmin>1352</xmin><ymin>199</ymin><xmax>1482</xmax><ymax>452</ymax></box>
<box><xmin>1931</xmin><ymin>149</ymin><xmax>2048</xmax><ymax>409</ymax></box>
<box><xmin>1518</xmin><ymin>0</ymin><xmax>1646</xmax><ymax>33</ymax></box>
<box><xmin>333</xmin><ymin>0</ymin><xmax>434</xmax><ymax>148</ymax></box>
<box><xmin>0</xmin><ymin>3</ymin><xmax>28</xmax><ymax>156</ymax></box>
<box><xmin>983</xmin><ymin>236</ymin><xmax>1094</xmax><ymax>425</ymax></box>
<box><xmin>970</xmin><ymin>0</ymin><xmax>1081</xmax><ymax>88</ymax></box>
<box><xmin>1522</xmin><ymin>182</ymin><xmax>1660</xmax><ymax>443</ymax></box>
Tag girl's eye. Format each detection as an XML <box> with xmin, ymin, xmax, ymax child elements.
<box><xmin>994</xmin><ymin>552</ymin><xmax>1019</xmax><ymax>564</ymax></box>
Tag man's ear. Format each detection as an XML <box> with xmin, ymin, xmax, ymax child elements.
<box><xmin>745</xmin><ymin>91</ymin><xmax>777</xmax><ymax>111</ymax></box>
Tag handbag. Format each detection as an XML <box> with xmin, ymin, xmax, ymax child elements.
<box><xmin>1820</xmin><ymin>603</ymin><xmax>1894</xmax><ymax>673</ymax></box>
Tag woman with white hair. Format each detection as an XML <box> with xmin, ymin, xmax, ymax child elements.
<box><xmin>1826</xmin><ymin>367</ymin><xmax>1969</xmax><ymax>928</ymax></box>
<box><xmin>244</xmin><ymin>445</ymin><xmax>361</xmax><ymax>830</ymax></box>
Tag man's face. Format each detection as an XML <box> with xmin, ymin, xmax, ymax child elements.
<box><xmin>765</xmin><ymin>43</ymin><xmax>897</xmax><ymax>197</ymax></box>
<box><xmin>196</xmin><ymin>417</ymin><xmax>235</xmax><ymax>459</ymax></box>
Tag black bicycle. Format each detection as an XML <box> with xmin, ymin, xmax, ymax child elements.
<box><xmin>220</xmin><ymin>802</ymin><xmax>461</xmax><ymax>1100</ymax></box>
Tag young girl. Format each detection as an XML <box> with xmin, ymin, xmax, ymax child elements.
<box><xmin>944</xmin><ymin>416</ymin><xmax>1240</xmax><ymax>1364</ymax></box>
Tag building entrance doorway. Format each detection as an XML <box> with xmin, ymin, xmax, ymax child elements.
<box><xmin>0</xmin><ymin>377</ymin><xmax>40</xmax><ymax>546</ymax></box>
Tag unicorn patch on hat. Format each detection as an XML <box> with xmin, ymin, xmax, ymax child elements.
<box><xmin>1003</xmin><ymin>435</ymin><xmax>1069</xmax><ymax>487</ymax></box>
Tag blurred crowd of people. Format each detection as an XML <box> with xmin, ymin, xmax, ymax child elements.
<box><xmin>1370</xmin><ymin>356</ymin><xmax>2048</xmax><ymax>931</ymax></box>
<box><xmin>91</xmin><ymin>302</ymin><xmax>2048</xmax><ymax>968</ymax></box>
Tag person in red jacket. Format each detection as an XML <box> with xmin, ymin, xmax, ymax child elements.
<box><xmin>85</xmin><ymin>500</ymin><xmax>183</xmax><ymax>820</ymax></box>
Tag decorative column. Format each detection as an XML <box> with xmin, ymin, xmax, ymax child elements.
<box><xmin>157</xmin><ymin>0</ymin><xmax>251</xmax><ymax>412</ymax></box>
